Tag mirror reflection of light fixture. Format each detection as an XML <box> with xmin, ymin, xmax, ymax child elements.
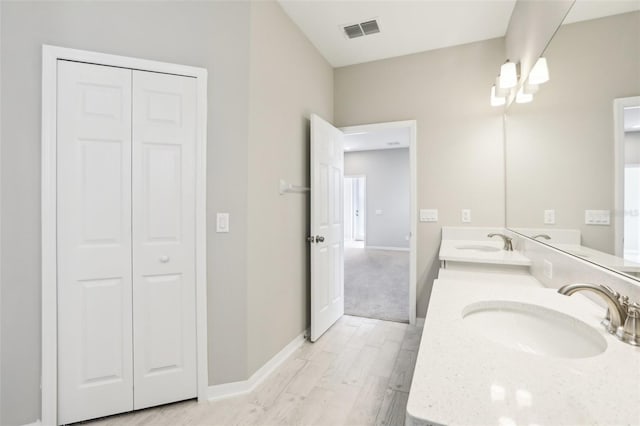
<box><xmin>491</xmin><ymin>85</ymin><xmax>506</xmax><ymax>107</ymax></box>
<box><xmin>528</xmin><ymin>57</ymin><xmax>549</xmax><ymax>85</ymax></box>
<box><xmin>515</xmin><ymin>86</ymin><xmax>533</xmax><ymax>104</ymax></box>
<box><xmin>499</xmin><ymin>60</ymin><xmax>518</xmax><ymax>89</ymax></box>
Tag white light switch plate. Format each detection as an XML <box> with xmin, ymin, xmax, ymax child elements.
<box><xmin>419</xmin><ymin>209</ymin><xmax>438</xmax><ymax>222</ymax></box>
<box><xmin>375</xmin><ymin>209</ymin><xmax>383</xmax><ymax>215</ymax></box>
<box><xmin>216</xmin><ymin>213</ymin><xmax>230</xmax><ymax>233</ymax></box>
<box><xmin>461</xmin><ymin>209</ymin><xmax>471</xmax><ymax>223</ymax></box>
<box><xmin>585</xmin><ymin>209</ymin><xmax>610</xmax><ymax>225</ymax></box>
<box><xmin>544</xmin><ymin>209</ymin><xmax>555</xmax><ymax>225</ymax></box>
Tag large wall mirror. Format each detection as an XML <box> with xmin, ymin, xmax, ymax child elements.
<box><xmin>505</xmin><ymin>4</ymin><xmax>640</xmax><ymax>280</ymax></box>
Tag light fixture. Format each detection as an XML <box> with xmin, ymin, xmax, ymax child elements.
<box><xmin>490</xmin><ymin>85</ymin><xmax>506</xmax><ymax>107</ymax></box>
<box><xmin>515</xmin><ymin>86</ymin><xmax>533</xmax><ymax>104</ymax></box>
<box><xmin>494</xmin><ymin>76</ymin><xmax>510</xmax><ymax>97</ymax></box>
<box><xmin>499</xmin><ymin>60</ymin><xmax>518</xmax><ymax>89</ymax></box>
<box><xmin>528</xmin><ymin>57</ymin><xmax>549</xmax><ymax>85</ymax></box>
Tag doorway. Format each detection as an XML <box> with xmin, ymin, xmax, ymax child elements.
<box><xmin>614</xmin><ymin>97</ymin><xmax>640</xmax><ymax>263</ymax></box>
<box><xmin>344</xmin><ymin>175</ymin><xmax>366</xmax><ymax>247</ymax></box>
<box><xmin>341</xmin><ymin>124</ymin><xmax>414</xmax><ymax>323</ymax></box>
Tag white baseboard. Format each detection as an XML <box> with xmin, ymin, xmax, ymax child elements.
<box><xmin>365</xmin><ymin>245</ymin><xmax>410</xmax><ymax>252</ymax></box>
<box><xmin>416</xmin><ymin>317</ymin><xmax>425</xmax><ymax>327</ymax></box>
<box><xmin>208</xmin><ymin>329</ymin><xmax>308</xmax><ymax>401</ymax></box>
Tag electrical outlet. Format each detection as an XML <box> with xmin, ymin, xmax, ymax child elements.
<box><xmin>544</xmin><ymin>210</ymin><xmax>555</xmax><ymax>225</ymax></box>
<box><xmin>461</xmin><ymin>209</ymin><xmax>471</xmax><ymax>223</ymax></box>
<box><xmin>543</xmin><ymin>260</ymin><xmax>553</xmax><ymax>280</ymax></box>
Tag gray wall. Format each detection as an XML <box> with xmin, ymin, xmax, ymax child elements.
<box><xmin>335</xmin><ymin>37</ymin><xmax>507</xmax><ymax>317</ymax></box>
<box><xmin>505</xmin><ymin>12</ymin><xmax>640</xmax><ymax>254</ymax></box>
<box><xmin>246</xmin><ymin>1</ymin><xmax>333</xmax><ymax>376</ymax></box>
<box><xmin>0</xmin><ymin>1</ymin><xmax>332</xmax><ymax>424</ymax></box>
<box><xmin>345</xmin><ymin>149</ymin><xmax>410</xmax><ymax>249</ymax></box>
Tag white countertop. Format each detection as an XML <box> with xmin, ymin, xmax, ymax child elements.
<box><xmin>407</xmin><ymin>278</ymin><xmax>640</xmax><ymax>426</ymax></box>
<box><xmin>553</xmin><ymin>243</ymin><xmax>640</xmax><ymax>274</ymax></box>
<box><xmin>439</xmin><ymin>239</ymin><xmax>532</xmax><ymax>267</ymax></box>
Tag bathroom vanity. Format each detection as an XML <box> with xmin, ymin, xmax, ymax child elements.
<box><xmin>406</xmin><ymin>227</ymin><xmax>640</xmax><ymax>426</ymax></box>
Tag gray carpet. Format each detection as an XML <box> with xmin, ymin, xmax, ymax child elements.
<box><xmin>344</xmin><ymin>247</ymin><xmax>409</xmax><ymax>323</ymax></box>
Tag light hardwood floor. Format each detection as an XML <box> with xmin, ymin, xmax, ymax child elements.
<box><xmin>85</xmin><ymin>315</ymin><xmax>423</xmax><ymax>426</ymax></box>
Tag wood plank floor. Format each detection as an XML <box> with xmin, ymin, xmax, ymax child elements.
<box><xmin>85</xmin><ymin>315</ymin><xmax>423</xmax><ymax>426</ymax></box>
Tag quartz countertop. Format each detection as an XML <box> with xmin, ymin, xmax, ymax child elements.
<box><xmin>439</xmin><ymin>239</ymin><xmax>532</xmax><ymax>267</ymax></box>
<box><xmin>552</xmin><ymin>243</ymin><xmax>640</xmax><ymax>274</ymax></box>
<box><xmin>406</xmin><ymin>278</ymin><xmax>640</xmax><ymax>426</ymax></box>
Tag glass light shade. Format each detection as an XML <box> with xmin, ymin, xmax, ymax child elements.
<box><xmin>529</xmin><ymin>57</ymin><xmax>549</xmax><ymax>85</ymax></box>
<box><xmin>495</xmin><ymin>76</ymin><xmax>510</xmax><ymax>97</ymax></box>
<box><xmin>490</xmin><ymin>85</ymin><xmax>506</xmax><ymax>107</ymax></box>
<box><xmin>499</xmin><ymin>61</ymin><xmax>517</xmax><ymax>89</ymax></box>
<box><xmin>515</xmin><ymin>87</ymin><xmax>533</xmax><ymax>104</ymax></box>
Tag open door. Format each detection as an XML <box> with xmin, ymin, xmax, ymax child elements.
<box><xmin>310</xmin><ymin>114</ymin><xmax>344</xmax><ymax>342</ymax></box>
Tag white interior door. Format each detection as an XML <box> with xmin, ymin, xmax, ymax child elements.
<box><xmin>353</xmin><ymin>177</ymin><xmax>366</xmax><ymax>241</ymax></box>
<box><xmin>310</xmin><ymin>114</ymin><xmax>344</xmax><ymax>342</ymax></box>
<box><xmin>132</xmin><ymin>70</ymin><xmax>198</xmax><ymax>409</ymax></box>
<box><xmin>57</xmin><ymin>60</ymin><xmax>134</xmax><ymax>424</ymax></box>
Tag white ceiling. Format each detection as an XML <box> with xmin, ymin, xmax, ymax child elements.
<box><xmin>343</xmin><ymin>127</ymin><xmax>410</xmax><ymax>152</ymax></box>
<box><xmin>278</xmin><ymin>0</ymin><xmax>517</xmax><ymax>67</ymax></box>
<box><xmin>278</xmin><ymin>0</ymin><xmax>640</xmax><ymax>68</ymax></box>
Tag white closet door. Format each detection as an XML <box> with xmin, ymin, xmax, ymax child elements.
<box><xmin>57</xmin><ymin>61</ymin><xmax>134</xmax><ymax>424</ymax></box>
<box><xmin>132</xmin><ymin>70</ymin><xmax>198</xmax><ymax>409</ymax></box>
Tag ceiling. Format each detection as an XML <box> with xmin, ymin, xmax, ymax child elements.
<box><xmin>278</xmin><ymin>0</ymin><xmax>640</xmax><ymax>68</ymax></box>
<box><xmin>344</xmin><ymin>127</ymin><xmax>410</xmax><ymax>152</ymax></box>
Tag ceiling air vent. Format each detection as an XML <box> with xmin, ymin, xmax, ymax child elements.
<box><xmin>360</xmin><ymin>20</ymin><xmax>380</xmax><ymax>35</ymax></box>
<box><xmin>342</xmin><ymin>18</ymin><xmax>381</xmax><ymax>40</ymax></box>
<box><xmin>343</xmin><ymin>24</ymin><xmax>364</xmax><ymax>39</ymax></box>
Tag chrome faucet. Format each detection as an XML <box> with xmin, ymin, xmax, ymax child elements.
<box><xmin>531</xmin><ymin>234</ymin><xmax>551</xmax><ymax>240</ymax></box>
<box><xmin>487</xmin><ymin>233</ymin><xmax>513</xmax><ymax>251</ymax></box>
<box><xmin>557</xmin><ymin>283</ymin><xmax>627</xmax><ymax>334</ymax></box>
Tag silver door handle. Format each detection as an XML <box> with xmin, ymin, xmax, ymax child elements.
<box><xmin>316</xmin><ymin>236</ymin><xmax>325</xmax><ymax>243</ymax></box>
<box><xmin>159</xmin><ymin>255</ymin><xmax>170</xmax><ymax>263</ymax></box>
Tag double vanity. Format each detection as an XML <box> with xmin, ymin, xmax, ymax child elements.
<box><xmin>406</xmin><ymin>227</ymin><xmax>640</xmax><ymax>426</ymax></box>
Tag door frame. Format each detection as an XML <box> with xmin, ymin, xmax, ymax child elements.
<box><xmin>614</xmin><ymin>96</ymin><xmax>640</xmax><ymax>257</ymax></box>
<box><xmin>340</xmin><ymin>120</ymin><xmax>418</xmax><ymax>326</ymax></box>
<box><xmin>41</xmin><ymin>45</ymin><xmax>209</xmax><ymax>425</ymax></box>
<box><xmin>344</xmin><ymin>174</ymin><xmax>367</xmax><ymax>244</ymax></box>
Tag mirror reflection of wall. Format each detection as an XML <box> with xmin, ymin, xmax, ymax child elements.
<box><xmin>505</xmin><ymin>9</ymin><xmax>640</xmax><ymax>279</ymax></box>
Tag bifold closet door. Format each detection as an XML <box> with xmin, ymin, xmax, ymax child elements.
<box><xmin>57</xmin><ymin>61</ymin><xmax>198</xmax><ymax>423</ymax></box>
<box><xmin>57</xmin><ymin>61</ymin><xmax>134</xmax><ymax>424</ymax></box>
<box><xmin>131</xmin><ymin>70</ymin><xmax>197</xmax><ymax>409</ymax></box>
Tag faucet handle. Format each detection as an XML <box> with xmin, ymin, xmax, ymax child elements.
<box><xmin>617</xmin><ymin>305</ymin><xmax>640</xmax><ymax>346</ymax></box>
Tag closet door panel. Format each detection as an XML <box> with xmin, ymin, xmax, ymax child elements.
<box><xmin>132</xmin><ymin>70</ymin><xmax>197</xmax><ymax>409</ymax></box>
<box><xmin>57</xmin><ymin>60</ymin><xmax>134</xmax><ymax>424</ymax></box>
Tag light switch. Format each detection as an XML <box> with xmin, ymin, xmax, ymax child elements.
<box><xmin>420</xmin><ymin>209</ymin><xmax>438</xmax><ymax>222</ymax></box>
<box><xmin>461</xmin><ymin>209</ymin><xmax>471</xmax><ymax>223</ymax></box>
<box><xmin>544</xmin><ymin>209</ymin><xmax>555</xmax><ymax>225</ymax></box>
<box><xmin>585</xmin><ymin>209</ymin><xmax>610</xmax><ymax>225</ymax></box>
<box><xmin>375</xmin><ymin>209</ymin><xmax>383</xmax><ymax>215</ymax></box>
<box><xmin>216</xmin><ymin>213</ymin><xmax>230</xmax><ymax>233</ymax></box>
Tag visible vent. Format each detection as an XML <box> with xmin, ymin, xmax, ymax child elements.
<box><xmin>360</xmin><ymin>20</ymin><xmax>380</xmax><ymax>35</ymax></box>
<box><xmin>342</xmin><ymin>18</ymin><xmax>381</xmax><ymax>39</ymax></box>
<box><xmin>344</xmin><ymin>24</ymin><xmax>364</xmax><ymax>39</ymax></box>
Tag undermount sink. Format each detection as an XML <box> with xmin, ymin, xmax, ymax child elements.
<box><xmin>455</xmin><ymin>244</ymin><xmax>501</xmax><ymax>252</ymax></box>
<box><xmin>462</xmin><ymin>301</ymin><xmax>607</xmax><ymax>359</ymax></box>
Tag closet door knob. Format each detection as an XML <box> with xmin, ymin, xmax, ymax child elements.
<box><xmin>159</xmin><ymin>255</ymin><xmax>170</xmax><ymax>263</ymax></box>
